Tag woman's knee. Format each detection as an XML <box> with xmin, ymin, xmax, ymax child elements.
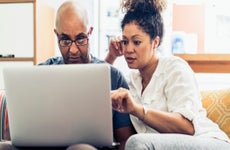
<box><xmin>125</xmin><ymin>134</ymin><xmax>154</xmax><ymax>150</ymax></box>
<box><xmin>66</xmin><ymin>144</ymin><xmax>97</xmax><ymax>150</ymax></box>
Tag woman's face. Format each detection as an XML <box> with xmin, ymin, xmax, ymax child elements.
<box><xmin>121</xmin><ymin>22</ymin><xmax>157</xmax><ymax>69</ymax></box>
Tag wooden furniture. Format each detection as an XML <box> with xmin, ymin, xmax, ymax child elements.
<box><xmin>0</xmin><ymin>0</ymin><xmax>55</xmax><ymax>65</ymax></box>
<box><xmin>175</xmin><ymin>54</ymin><xmax>230</xmax><ymax>73</ymax></box>
<box><xmin>172</xmin><ymin>2</ymin><xmax>230</xmax><ymax>74</ymax></box>
<box><xmin>0</xmin><ymin>0</ymin><xmax>55</xmax><ymax>88</ymax></box>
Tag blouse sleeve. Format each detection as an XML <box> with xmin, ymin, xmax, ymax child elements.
<box><xmin>164</xmin><ymin>57</ymin><xmax>205</xmax><ymax>121</ymax></box>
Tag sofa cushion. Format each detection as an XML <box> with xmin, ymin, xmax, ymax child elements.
<box><xmin>201</xmin><ymin>88</ymin><xmax>230</xmax><ymax>138</ymax></box>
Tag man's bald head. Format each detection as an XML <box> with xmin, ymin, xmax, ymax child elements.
<box><xmin>54</xmin><ymin>0</ymin><xmax>93</xmax><ymax>64</ymax></box>
<box><xmin>55</xmin><ymin>0</ymin><xmax>90</xmax><ymax>32</ymax></box>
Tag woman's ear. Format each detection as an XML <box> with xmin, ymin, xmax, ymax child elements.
<box><xmin>152</xmin><ymin>36</ymin><xmax>160</xmax><ymax>49</ymax></box>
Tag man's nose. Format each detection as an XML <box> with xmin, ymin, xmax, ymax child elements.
<box><xmin>69</xmin><ymin>42</ymin><xmax>79</xmax><ymax>54</ymax></box>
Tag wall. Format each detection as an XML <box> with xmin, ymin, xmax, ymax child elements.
<box><xmin>39</xmin><ymin>0</ymin><xmax>99</xmax><ymax>57</ymax></box>
<box><xmin>172</xmin><ymin>3</ymin><xmax>205</xmax><ymax>53</ymax></box>
<box><xmin>35</xmin><ymin>0</ymin><xmax>55</xmax><ymax>64</ymax></box>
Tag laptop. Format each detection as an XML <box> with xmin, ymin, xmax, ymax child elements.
<box><xmin>3</xmin><ymin>63</ymin><xmax>113</xmax><ymax>147</ymax></box>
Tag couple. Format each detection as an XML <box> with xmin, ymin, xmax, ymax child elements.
<box><xmin>1</xmin><ymin>0</ymin><xmax>230</xmax><ymax>150</ymax></box>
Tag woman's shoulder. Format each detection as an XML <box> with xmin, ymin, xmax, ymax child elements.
<box><xmin>155</xmin><ymin>55</ymin><xmax>193</xmax><ymax>76</ymax></box>
<box><xmin>159</xmin><ymin>55</ymin><xmax>187</xmax><ymax>64</ymax></box>
<box><xmin>159</xmin><ymin>55</ymin><xmax>190</xmax><ymax>70</ymax></box>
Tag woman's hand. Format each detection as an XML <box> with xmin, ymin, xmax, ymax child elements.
<box><xmin>111</xmin><ymin>88</ymin><xmax>136</xmax><ymax>114</ymax></box>
<box><xmin>105</xmin><ymin>37</ymin><xmax>124</xmax><ymax>65</ymax></box>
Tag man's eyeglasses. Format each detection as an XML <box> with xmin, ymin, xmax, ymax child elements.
<box><xmin>58</xmin><ymin>33</ymin><xmax>89</xmax><ymax>47</ymax></box>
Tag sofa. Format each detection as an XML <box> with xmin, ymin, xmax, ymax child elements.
<box><xmin>200</xmin><ymin>88</ymin><xmax>230</xmax><ymax>138</ymax></box>
<box><xmin>0</xmin><ymin>88</ymin><xmax>230</xmax><ymax>140</ymax></box>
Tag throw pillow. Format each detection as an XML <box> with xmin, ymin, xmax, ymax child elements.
<box><xmin>201</xmin><ymin>88</ymin><xmax>230</xmax><ymax>138</ymax></box>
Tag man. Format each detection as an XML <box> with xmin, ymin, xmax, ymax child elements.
<box><xmin>0</xmin><ymin>1</ymin><xmax>135</xmax><ymax>150</ymax></box>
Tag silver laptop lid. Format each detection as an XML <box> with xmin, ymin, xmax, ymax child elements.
<box><xmin>3</xmin><ymin>64</ymin><xmax>113</xmax><ymax>147</ymax></box>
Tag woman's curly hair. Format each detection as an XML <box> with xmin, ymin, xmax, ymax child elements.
<box><xmin>120</xmin><ymin>0</ymin><xmax>167</xmax><ymax>46</ymax></box>
<box><xmin>121</xmin><ymin>0</ymin><xmax>167</xmax><ymax>14</ymax></box>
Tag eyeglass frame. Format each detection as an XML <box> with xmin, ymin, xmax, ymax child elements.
<box><xmin>56</xmin><ymin>32</ymin><xmax>90</xmax><ymax>47</ymax></box>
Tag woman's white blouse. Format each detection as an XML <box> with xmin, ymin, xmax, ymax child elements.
<box><xmin>127</xmin><ymin>56</ymin><xmax>229</xmax><ymax>142</ymax></box>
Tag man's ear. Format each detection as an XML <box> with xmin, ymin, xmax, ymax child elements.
<box><xmin>88</xmin><ymin>27</ymin><xmax>93</xmax><ymax>35</ymax></box>
<box><xmin>54</xmin><ymin>29</ymin><xmax>58</xmax><ymax>36</ymax></box>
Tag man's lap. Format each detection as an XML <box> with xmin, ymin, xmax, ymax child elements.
<box><xmin>0</xmin><ymin>141</ymin><xmax>67</xmax><ymax>150</ymax></box>
<box><xmin>0</xmin><ymin>141</ymin><xmax>117</xmax><ymax>150</ymax></box>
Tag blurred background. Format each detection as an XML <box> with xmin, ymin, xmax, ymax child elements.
<box><xmin>0</xmin><ymin>0</ymin><xmax>230</xmax><ymax>90</ymax></box>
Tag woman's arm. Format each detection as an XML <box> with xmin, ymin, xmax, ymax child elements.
<box><xmin>111</xmin><ymin>88</ymin><xmax>195</xmax><ymax>135</ymax></box>
<box><xmin>133</xmin><ymin>106</ymin><xmax>195</xmax><ymax>135</ymax></box>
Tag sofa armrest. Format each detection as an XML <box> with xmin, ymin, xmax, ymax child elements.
<box><xmin>0</xmin><ymin>90</ymin><xmax>10</xmax><ymax>141</ymax></box>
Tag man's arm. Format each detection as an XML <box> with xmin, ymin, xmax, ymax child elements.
<box><xmin>109</xmin><ymin>62</ymin><xmax>136</xmax><ymax>150</ymax></box>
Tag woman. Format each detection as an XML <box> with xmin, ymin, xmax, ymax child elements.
<box><xmin>105</xmin><ymin>0</ymin><xmax>230</xmax><ymax>149</ymax></box>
